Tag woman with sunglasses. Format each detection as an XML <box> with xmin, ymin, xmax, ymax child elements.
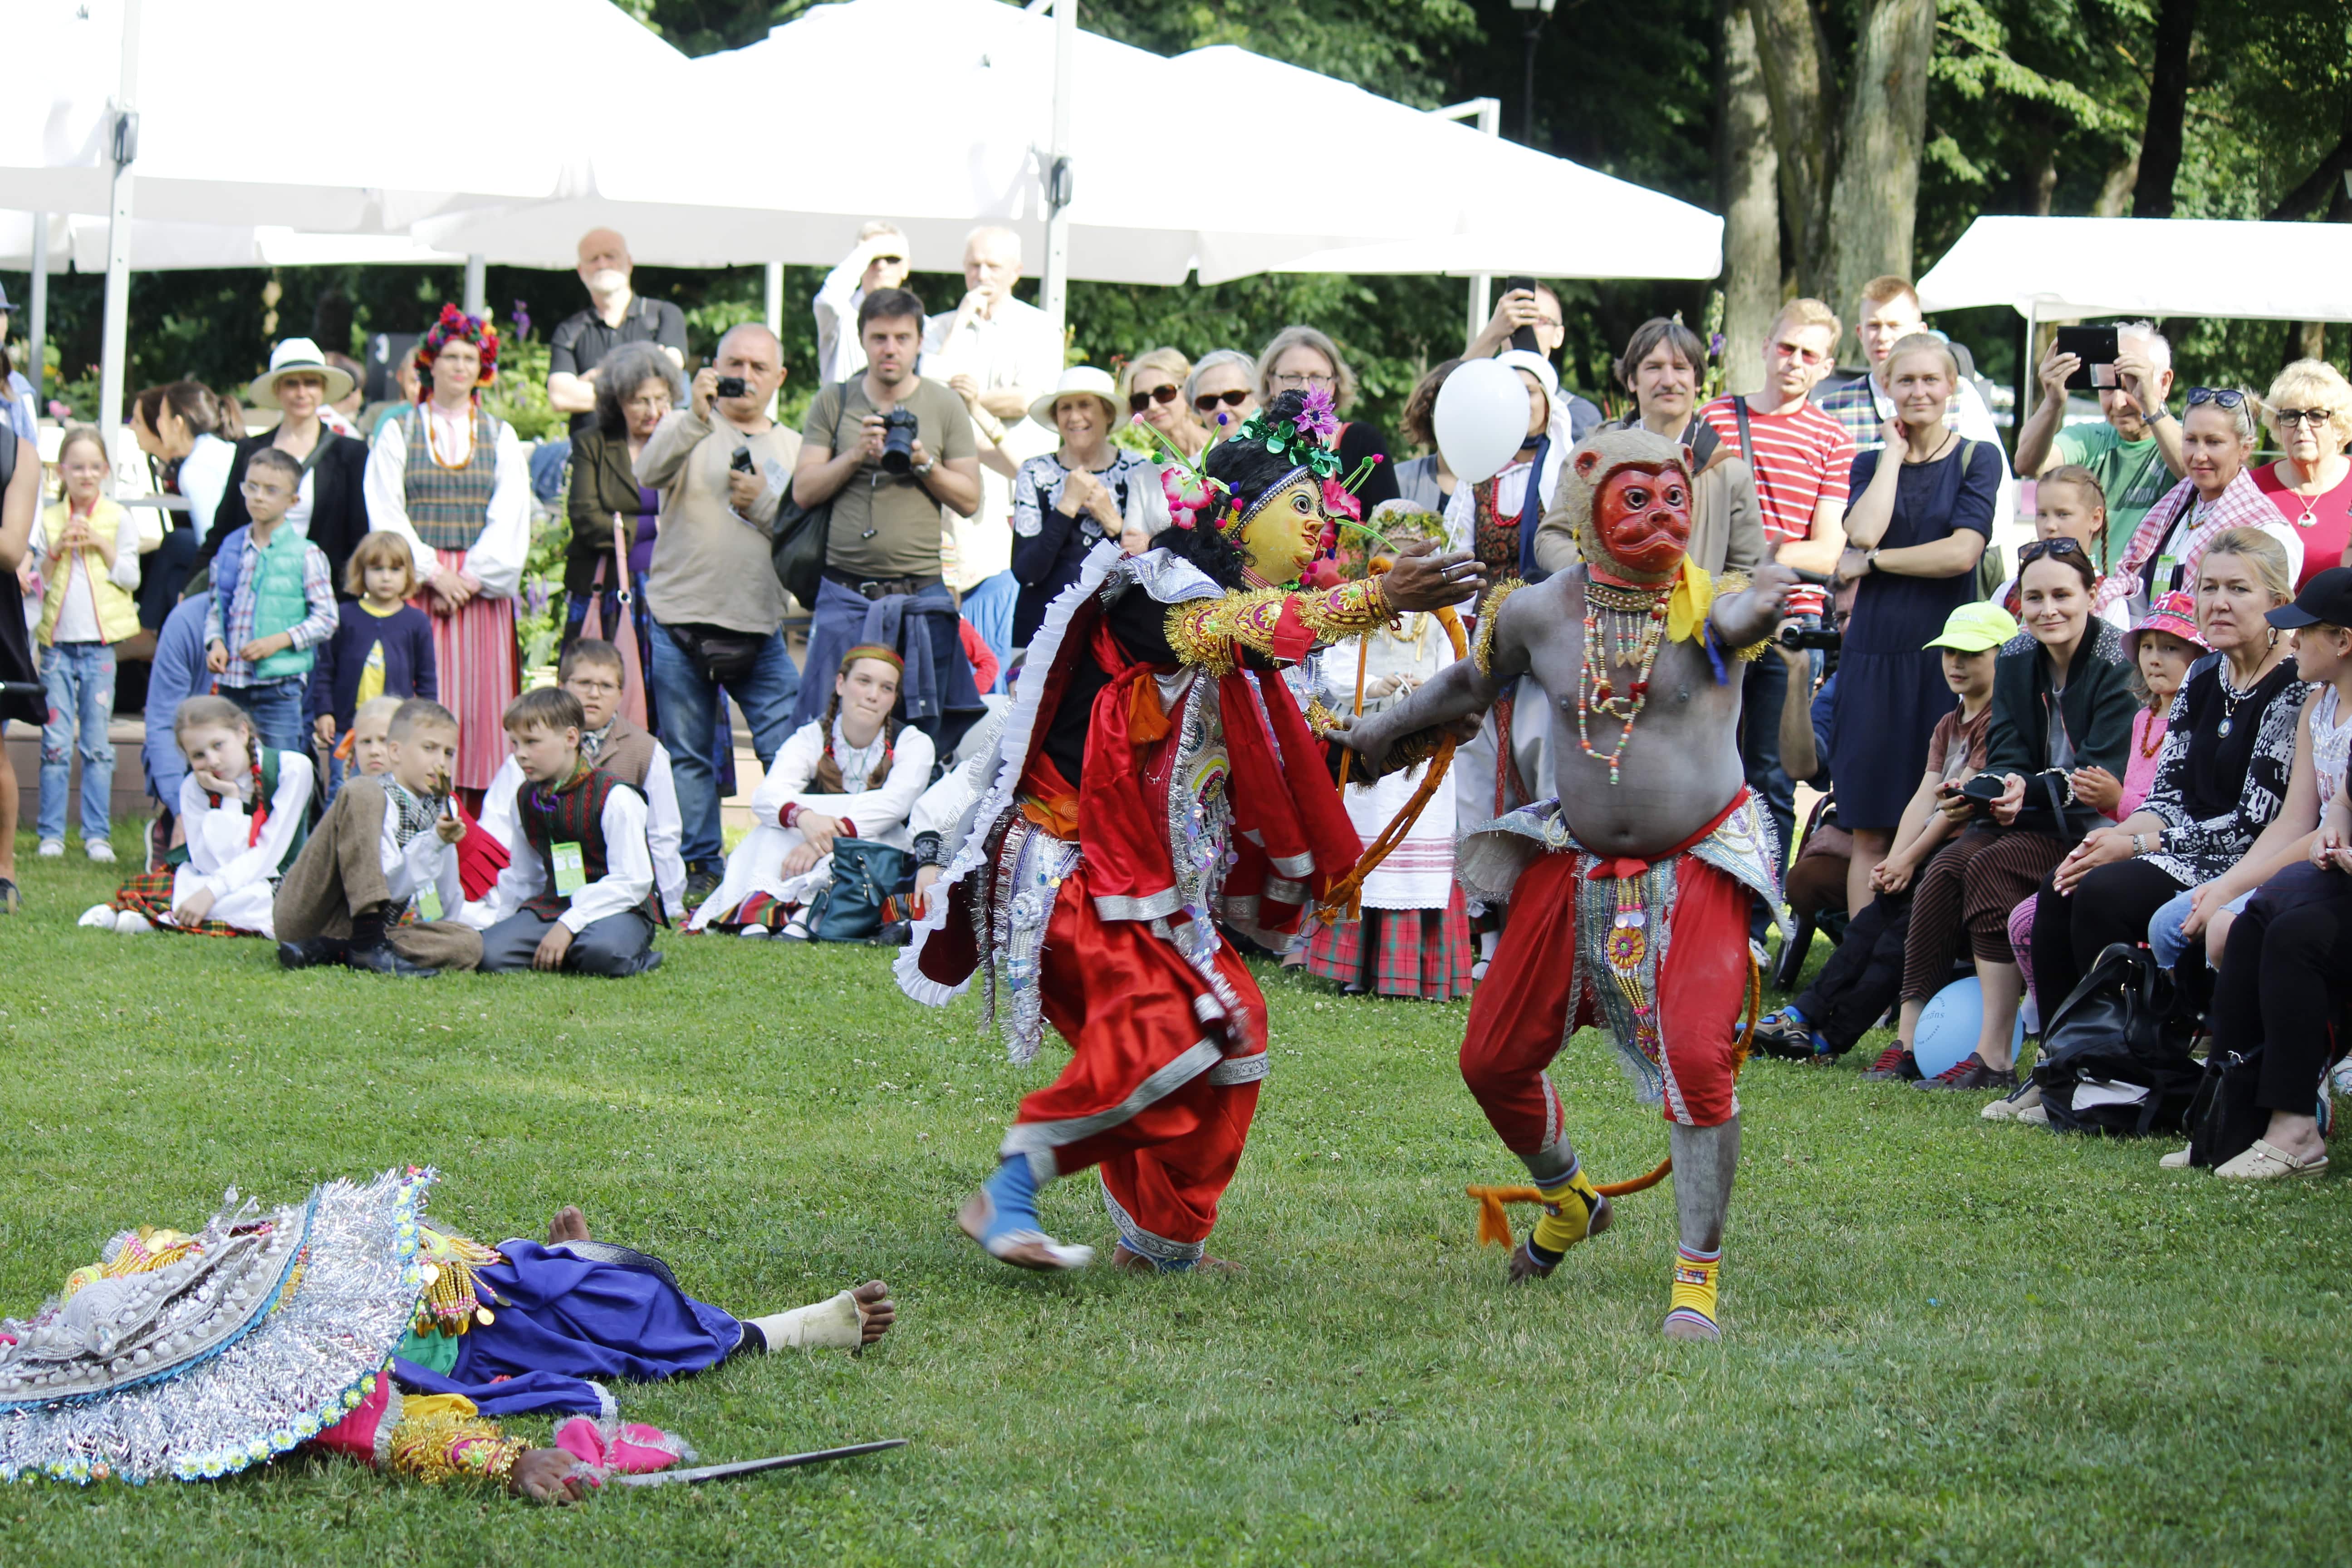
<box><xmin>1254</xmin><ymin>326</ymin><xmax>1400</xmax><ymax>509</ymax></box>
<box><xmin>2025</xmin><ymin>529</ymin><xmax>2300</xmax><ymax>1021</ymax></box>
<box><xmin>1184</xmin><ymin>350</ymin><xmax>1260</xmax><ymax>447</ymax></box>
<box><xmin>1865</xmin><ymin>542</ymin><xmax>2136</xmax><ymax>1091</ymax></box>
<box><xmin>1119</xmin><ymin>347</ymin><xmax>1207</xmax><ymax>463</ymax></box>
<box><xmin>2103</xmin><ymin>385</ymin><xmax>2302</xmax><ymax>617</ymax></box>
<box><xmin>2251</xmin><ymin>359</ymin><xmax>2352</xmax><ymax>591</ymax></box>
<box><xmin>1829</xmin><ymin>334</ymin><xmax>1999</xmax><ymax>918</ymax></box>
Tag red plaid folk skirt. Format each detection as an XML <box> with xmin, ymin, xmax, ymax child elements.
<box><xmin>110</xmin><ymin>870</ymin><xmax>247</xmax><ymax>938</ymax></box>
<box><xmin>1304</xmin><ymin>884</ymin><xmax>1473</xmax><ymax>1001</ymax></box>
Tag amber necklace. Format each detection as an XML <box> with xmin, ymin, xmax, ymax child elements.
<box><xmin>421</xmin><ymin>401</ymin><xmax>478</xmax><ymax>470</ymax></box>
<box><xmin>1577</xmin><ymin>576</ymin><xmax>1673</xmax><ymax>785</ymax></box>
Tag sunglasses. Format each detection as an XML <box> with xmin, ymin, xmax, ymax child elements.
<box><xmin>2185</xmin><ymin>387</ymin><xmax>2246</xmax><ymax>410</ymax></box>
<box><xmin>2275</xmin><ymin>407</ymin><xmax>2337</xmax><ymax>427</ymax></box>
<box><xmin>1194</xmin><ymin>389</ymin><xmax>1251</xmax><ymax>414</ymax></box>
<box><xmin>869</xmin><ymin>254</ymin><xmax>905</xmax><ymax>267</ymax></box>
<box><xmin>2018</xmin><ymin>538</ymin><xmax>2088</xmax><ymax>565</ymax></box>
<box><xmin>1770</xmin><ymin>339</ymin><xmax>1829</xmax><ymax>367</ymax></box>
<box><xmin>1130</xmin><ymin>385</ymin><xmax>1180</xmax><ymax>413</ymax></box>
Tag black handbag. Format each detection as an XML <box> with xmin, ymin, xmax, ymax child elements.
<box><xmin>2032</xmin><ymin>941</ymin><xmax>2202</xmax><ymax>1136</ymax></box>
<box><xmin>770</xmin><ymin>377</ymin><xmax>853</xmax><ymax>608</ymax></box>
<box><xmin>2185</xmin><ymin>1045</ymin><xmax>2270</xmax><ymax>1168</ymax></box>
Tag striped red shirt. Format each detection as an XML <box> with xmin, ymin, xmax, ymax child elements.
<box><xmin>1698</xmin><ymin>394</ymin><xmax>1857</xmax><ymax>550</ymax></box>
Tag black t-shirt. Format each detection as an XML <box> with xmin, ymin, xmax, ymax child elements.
<box><xmin>549</xmin><ymin>296</ymin><xmax>687</xmax><ymax>436</ymax></box>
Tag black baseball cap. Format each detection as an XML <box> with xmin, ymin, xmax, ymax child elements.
<box><xmin>2267</xmin><ymin>566</ymin><xmax>2352</xmax><ymax>629</ymax></box>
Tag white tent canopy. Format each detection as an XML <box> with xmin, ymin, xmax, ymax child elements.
<box><xmin>1918</xmin><ymin>216</ymin><xmax>2352</xmax><ymax>323</ymax></box>
<box><xmin>0</xmin><ymin>211</ymin><xmax>463</xmax><ymax>273</ymax></box>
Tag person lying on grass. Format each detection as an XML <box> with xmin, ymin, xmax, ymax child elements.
<box><xmin>0</xmin><ymin>1171</ymin><xmax>894</xmax><ymax>1500</ymax></box>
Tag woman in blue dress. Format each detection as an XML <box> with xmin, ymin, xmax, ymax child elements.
<box><xmin>1829</xmin><ymin>334</ymin><xmax>2003</xmax><ymax>916</ymax></box>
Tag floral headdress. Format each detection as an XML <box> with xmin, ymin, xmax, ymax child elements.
<box><xmin>1135</xmin><ymin>385</ymin><xmax>1384</xmax><ymax>561</ymax></box>
<box><xmin>413</xmin><ymin>304</ymin><xmax>501</xmax><ymax>399</ymax></box>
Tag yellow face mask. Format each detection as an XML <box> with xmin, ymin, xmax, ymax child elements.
<box><xmin>1231</xmin><ymin>471</ymin><xmax>1326</xmax><ymax>587</ymax></box>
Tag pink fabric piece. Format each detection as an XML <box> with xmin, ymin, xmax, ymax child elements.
<box><xmin>554</xmin><ymin>1415</ymin><xmax>691</xmax><ymax>1482</ymax></box>
<box><xmin>2117</xmin><ymin>708</ymin><xmax>2166</xmax><ymax>819</ymax></box>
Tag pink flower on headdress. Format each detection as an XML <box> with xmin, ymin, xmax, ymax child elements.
<box><xmin>1319</xmin><ymin>477</ymin><xmax>1361</xmax><ymax>523</ymax></box>
<box><xmin>1162</xmin><ymin>465</ymin><xmax>1210</xmax><ymax>531</ymax></box>
<box><xmin>1294</xmin><ymin>384</ymin><xmax>1339</xmax><ymax>441</ymax></box>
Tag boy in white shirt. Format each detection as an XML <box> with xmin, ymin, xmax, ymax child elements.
<box><xmin>274</xmin><ymin>699</ymin><xmax>478</xmax><ymax>975</ymax></box>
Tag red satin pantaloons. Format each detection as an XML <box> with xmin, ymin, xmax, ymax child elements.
<box><xmin>1461</xmin><ymin>850</ymin><xmax>1749</xmax><ymax>1151</ymax></box>
<box><xmin>1004</xmin><ymin>859</ymin><xmax>1269</xmax><ymax>1253</ymax></box>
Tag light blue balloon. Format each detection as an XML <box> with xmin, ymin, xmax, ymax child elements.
<box><xmin>1912</xmin><ymin>975</ymin><xmax>2026</xmax><ymax>1080</ymax></box>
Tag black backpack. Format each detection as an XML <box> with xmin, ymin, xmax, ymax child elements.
<box><xmin>2031</xmin><ymin>942</ymin><xmax>2204</xmax><ymax>1137</ymax></box>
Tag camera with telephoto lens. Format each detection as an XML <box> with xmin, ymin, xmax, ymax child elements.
<box><xmin>1777</xmin><ymin>621</ymin><xmax>1841</xmax><ymax>651</ymax></box>
<box><xmin>877</xmin><ymin>407</ymin><xmax>922</xmax><ymax>475</ymax></box>
<box><xmin>714</xmin><ymin>375</ymin><xmax>749</xmax><ymax>400</ymax></box>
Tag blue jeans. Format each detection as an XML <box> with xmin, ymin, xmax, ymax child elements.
<box><xmin>649</xmin><ymin>621</ymin><xmax>800</xmax><ymax>870</ymax></box>
<box><xmin>38</xmin><ymin>641</ymin><xmax>115</xmax><ymax>843</ymax></box>
<box><xmin>2148</xmin><ymin>885</ymin><xmax>2254</xmax><ymax>967</ymax></box>
<box><xmin>222</xmin><ymin>676</ymin><xmax>311</xmax><ymax>758</ymax></box>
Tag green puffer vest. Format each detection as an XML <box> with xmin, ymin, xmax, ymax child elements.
<box><xmin>248</xmin><ymin>527</ymin><xmax>316</xmax><ymax>682</ymax></box>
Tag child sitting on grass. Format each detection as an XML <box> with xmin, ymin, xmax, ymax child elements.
<box><xmin>339</xmin><ymin>695</ymin><xmax>404</xmax><ymax>782</ymax></box>
<box><xmin>204</xmin><ymin>449</ymin><xmax>337</xmax><ymax>756</ymax></box>
<box><xmin>275</xmin><ymin>698</ymin><xmax>479</xmax><ymax>977</ymax></box>
<box><xmin>32</xmin><ymin>426</ymin><xmax>140</xmax><ymax>864</ymax></box>
<box><xmin>477</xmin><ymin>640</ymin><xmax>686</xmax><ymax>921</ymax></box>
<box><xmin>80</xmin><ymin>695</ymin><xmax>313</xmax><ymax>936</ymax></box>
<box><xmin>467</xmin><ymin>688</ymin><xmax>663</xmax><ymax>976</ymax></box>
<box><xmin>311</xmin><ymin>532</ymin><xmax>436</xmax><ymax>803</ymax></box>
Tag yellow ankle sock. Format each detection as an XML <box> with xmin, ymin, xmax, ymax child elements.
<box><xmin>1528</xmin><ymin>1168</ymin><xmax>1604</xmax><ymax>1260</ymax></box>
<box><xmin>1665</xmin><ymin>1246</ymin><xmax>1721</xmax><ymax>1337</ymax></box>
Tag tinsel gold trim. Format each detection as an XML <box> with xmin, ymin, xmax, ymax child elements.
<box><xmin>1471</xmin><ymin>578</ymin><xmax>1526</xmax><ymax>677</ymax></box>
<box><xmin>1163</xmin><ymin>579</ymin><xmax>1391</xmax><ymax>677</ymax></box>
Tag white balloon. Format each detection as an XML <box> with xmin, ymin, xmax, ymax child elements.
<box><xmin>1432</xmin><ymin>358</ymin><xmax>1532</xmax><ymax>487</ymax></box>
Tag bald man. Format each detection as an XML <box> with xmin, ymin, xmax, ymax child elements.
<box><xmin>548</xmin><ymin>228</ymin><xmax>687</xmax><ymax>436</ymax></box>
<box><xmin>634</xmin><ymin>322</ymin><xmax>804</xmax><ymax>897</ymax></box>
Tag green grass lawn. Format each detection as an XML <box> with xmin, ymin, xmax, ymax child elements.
<box><xmin>1</xmin><ymin>842</ymin><xmax>2347</xmax><ymax>1566</ymax></box>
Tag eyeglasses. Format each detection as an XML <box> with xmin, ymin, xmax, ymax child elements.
<box><xmin>1271</xmin><ymin>371</ymin><xmax>1337</xmax><ymax>390</ymax></box>
<box><xmin>567</xmin><ymin>678</ymin><xmax>623</xmax><ymax>695</ymax></box>
<box><xmin>2275</xmin><ymin>407</ymin><xmax>2337</xmax><ymax>427</ymax></box>
<box><xmin>2185</xmin><ymin>387</ymin><xmax>2246</xmax><ymax>410</ymax></box>
<box><xmin>1194</xmin><ymin>388</ymin><xmax>1251</xmax><ymax>414</ymax></box>
<box><xmin>2018</xmin><ymin>538</ymin><xmax>2088</xmax><ymax>566</ymax></box>
<box><xmin>1130</xmin><ymin>385</ymin><xmax>1180</xmax><ymax>413</ymax></box>
<box><xmin>1770</xmin><ymin>340</ymin><xmax>1829</xmax><ymax>367</ymax></box>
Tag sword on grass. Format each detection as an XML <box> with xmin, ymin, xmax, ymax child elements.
<box><xmin>607</xmin><ymin>1438</ymin><xmax>908</xmax><ymax>1488</ymax></box>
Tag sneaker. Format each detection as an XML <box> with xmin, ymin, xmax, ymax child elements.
<box><xmin>36</xmin><ymin>839</ymin><xmax>63</xmax><ymax>859</ymax></box>
<box><xmin>683</xmin><ymin>867</ymin><xmax>722</xmax><ymax>909</ymax></box>
<box><xmin>114</xmin><ymin>910</ymin><xmax>152</xmax><ymax>934</ymax></box>
<box><xmin>777</xmin><ymin>917</ymin><xmax>810</xmax><ymax>942</ymax></box>
<box><xmin>736</xmin><ymin>924</ymin><xmax>772</xmax><ymax>940</ymax></box>
<box><xmin>1981</xmin><ymin>1081</ymin><xmax>2044</xmax><ymax>1121</ymax></box>
<box><xmin>1915</xmin><ymin>1053</ymin><xmax>2018</xmax><ymax>1092</ymax></box>
<box><xmin>1751</xmin><ymin>1011</ymin><xmax>1819</xmax><ymax>1062</ymax></box>
<box><xmin>1860</xmin><ymin>1044</ymin><xmax>1919</xmax><ymax>1081</ymax></box>
<box><xmin>2159</xmin><ymin>1145</ymin><xmax>2195</xmax><ymax>1169</ymax></box>
<box><xmin>84</xmin><ymin>840</ymin><xmax>115</xmax><ymax>865</ymax></box>
<box><xmin>0</xmin><ymin>877</ymin><xmax>19</xmax><ymax>914</ymax></box>
<box><xmin>78</xmin><ymin>902</ymin><xmax>118</xmax><ymax>929</ymax></box>
<box><xmin>2332</xmin><ymin>1057</ymin><xmax>2352</xmax><ymax>1097</ymax></box>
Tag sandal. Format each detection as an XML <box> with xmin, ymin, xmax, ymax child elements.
<box><xmin>2213</xmin><ymin>1138</ymin><xmax>2328</xmax><ymax>1181</ymax></box>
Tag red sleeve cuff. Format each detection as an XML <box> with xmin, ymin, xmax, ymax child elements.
<box><xmin>780</xmin><ymin>802</ymin><xmax>800</xmax><ymax>830</ymax></box>
<box><xmin>838</xmin><ymin>818</ymin><xmax>858</xmax><ymax>837</ymax></box>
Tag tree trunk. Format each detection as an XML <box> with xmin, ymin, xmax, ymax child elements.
<box><xmin>1823</xmin><ymin>0</ymin><xmax>1936</xmax><ymax>330</ymax></box>
<box><xmin>1746</xmin><ymin>0</ymin><xmax>1835</xmax><ymax>297</ymax></box>
<box><xmin>2300</xmin><ymin>322</ymin><xmax>2326</xmax><ymax>362</ymax></box>
<box><xmin>2132</xmin><ymin>0</ymin><xmax>2197</xmax><ymax>218</ymax></box>
<box><xmin>2093</xmin><ymin>152</ymin><xmax>2140</xmax><ymax>217</ymax></box>
<box><xmin>1717</xmin><ymin>0</ymin><xmax>1781</xmax><ymax>396</ymax></box>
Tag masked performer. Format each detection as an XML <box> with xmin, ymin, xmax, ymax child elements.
<box><xmin>1348</xmin><ymin>428</ymin><xmax>1793</xmax><ymax>1340</ymax></box>
<box><xmin>899</xmin><ymin>389</ymin><xmax>1484</xmax><ymax>1274</ymax></box>
<box><xmin>0</xmin><ymin>1170</ymin><xmax>892</xmax><ymax>1499</ymax></box>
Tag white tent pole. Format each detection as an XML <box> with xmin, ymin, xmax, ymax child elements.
<box><xmin>1039</xmin><ymin>0</ymin><xmax>1075</xmax><ymax>348</ymax></box>
<box><xmin>763</xmin><ymin>260</ymin><xmax>784</xmax><ymax>419</ymax></box>
<box><xmin>1432</xmin><ymin>98</ymin><xmax>1503</xmax><ymax>343</ymax></box>
<box><xmin>463</xmin><ymin>254</ymin><xmax>487</xmax><ymax>317</ymax></box>
<box><xmin>2019</xmin><ymin>300</ymin><xmax>2035</xmax><ymax>432</ymax></box>
<box><xmin>28</xmin><ymin>213</ymin><xmax>49</xmax><ymax>411</ymax></box>
<box><xmin>98</xmin><ymin>0</ymin><xmax>142</xmax><ymax>488</ymax></box>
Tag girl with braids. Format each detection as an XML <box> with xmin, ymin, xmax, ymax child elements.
<box><xmin>80</xmin><ymin>696</ymin><xmax>312</xmax><ymax>937</ymax></box>
<box><xmin>902</xmin><ymin>388</ymin><xmax>1484</xmax><ymax>1276</ymax></box>
<box><xmin>363</xmin><ymin>306</ymin><xmax>531</xmax><ymax>808</ymax></box>
<box><xmin>688</xmin><ymin>647</ymin><xmax>935</xmax><ymax>939</ymax></box>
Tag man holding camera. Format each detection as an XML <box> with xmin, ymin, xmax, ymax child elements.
<box><xmin>636</xmin><ymin>323</ymin><xmax>803</xmax><ymax>903</ymax></box>
<box><xmin>792</xmin><ymin>288</ymin><xmax>985</xmax><ymax>748</ymax></box>
<box><xmin>546</xmin><ymin>228</ymin><xmax>687</xmax><ymax>438</ymax></box>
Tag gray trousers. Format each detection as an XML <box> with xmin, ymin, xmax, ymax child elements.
<box><xmin>478</xmin><ymin>909</ymin><xmax>657</xmax><ymax>976</ymax></box>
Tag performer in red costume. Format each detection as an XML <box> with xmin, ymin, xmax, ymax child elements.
<box><xmin>900</xmin><ymin>389</ymin><xmax>1484</xmax><ymax>1273</ymax></box>
<box><xmin>1348</xmin><ymin>427</ymin><xmax>1794</xmax><ymax>1339</ymax></box>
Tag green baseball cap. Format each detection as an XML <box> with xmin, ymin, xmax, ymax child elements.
<box><xmin>1923</xmin><ymin>602</ymin><xmax>2019</xmax><ymax>653</ymax></box>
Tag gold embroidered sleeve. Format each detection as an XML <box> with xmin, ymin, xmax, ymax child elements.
<box><xmin>1471</xmin><ymin>578</ymin><xmax>1526</xmax><ymax>677</ymax></box>
<box><xmin>1710</xmin><ymin>570</ymin><xmax>1773</xmax><ymax>662</ymax></box>
<box><xmin>1163</xmin><ymin>579</ymin><xmax>1391</xmax><ymax>676</ymax></box>
<box><xmin>386</xmin><ymin>1408</ymin><xmax>529</xmax><ymax>1488</ymax></box>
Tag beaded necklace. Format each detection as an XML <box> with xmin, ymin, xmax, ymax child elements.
<box><xmin>420</xmin><ymin>400</ymin><xmax>478</xmax><ymax>471</ymax></box>
<box><xmin>1577</xmin><ymin>576</ymin><xmax>1673</xmax><ymax>785</ymax></box>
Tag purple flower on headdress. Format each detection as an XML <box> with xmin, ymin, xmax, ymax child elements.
<box><xmin>1294</xmin><ymin>384</ymin><xmax>1339</xmax><ymax>441</ymax></box>
<box><xmin>511</xmin><ymin>300</ymin><xmax>532</xmax><ymax>338</ymax></box>
<box><xmin>1708</xmin><ymin>333</ymin><xmax>1725</xmax><ymax>360</ymax></box>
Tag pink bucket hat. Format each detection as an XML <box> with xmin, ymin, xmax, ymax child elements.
<box><xmin>2127</xmin><ymin>590</ymin><xmax>2207</xmax><ymax>657</ymax></box>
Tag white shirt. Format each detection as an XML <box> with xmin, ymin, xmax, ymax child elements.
<box><xmin>813</xmin><ymin>255</ymin><xmax>872</xmax><ymax>385</ymax></box>
<box><xmin>467</xmin><ymin>780</ymin><xmax>656</xmax><ymax>935</ymax></box>
<box><xmin>174</xmin><ymin>751</ymin><xmax>316</xmax><ymax>917</ymax></box>
<box><xmin>377</xmin><ymin>788</ymin><xmax>464</xmax><ymax>920</ymax></box>
<box><xmin>755</xmin><ymin>718</ymin><xmax>937</xmax><ymax>846</ymax></box>
<box><xmin>924</xmin><ymin>296</ymin><xmax>1063</xmax><ymax>590</ymax></box>
<box><xmin>362</xmin><ymin>403</ymin><xmax>532</xmax><ymax>596</ymax></box>
<box><xmin>178</xmin><ymin>433</ymin><xmax>237</xmax><ymax>542</ymax></box>
<box><xmin>478</xmin><ymin>741</ymin><xmax>688</xmax><ymax>921</ymax></box>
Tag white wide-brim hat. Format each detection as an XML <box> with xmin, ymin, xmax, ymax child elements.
<box><xmin>247</xmin><ymin>338</ymin><xmax>356</xmax><ymax>409</ymax></box>
<box><xmin>1028</xmin><ymin>365</ymin><xmax>1122</xmax><ymax>431</ymax></box>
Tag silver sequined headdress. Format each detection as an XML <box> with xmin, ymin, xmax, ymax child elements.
<box><xmin>0</xmin><ymin>1168</ymin><xmax>434</xmax><ymax>1485</ymax></box>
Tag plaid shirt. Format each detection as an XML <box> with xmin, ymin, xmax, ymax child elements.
<box><xmin>1813</xmin><ymin>375</ymin><xmax>1893</xmax><ymax>456</ymax></box>
<box><xmin>202</xmin><ymin>529</ymin><xmax>338</xmax><ymax>687</ymax></box>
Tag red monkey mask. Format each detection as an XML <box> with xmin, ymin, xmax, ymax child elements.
<box><xmin>1558</xmin><ymin>427</ymin><xmax>1694</xmax><ymax>587</ymax></box>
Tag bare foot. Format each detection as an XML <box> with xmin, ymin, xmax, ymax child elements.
<box><xmin>1503</xmin><ymin>1193</ymin><xmax>1611</xmax><ymax>1284</ymax></box>
<box><xmin>546</xmin><ymin>1205</ymin><xmax>590</xmax><ymax>1245</ymax></box>
<box><xmin>1110</xmin><ymin>1244</ymin><xmax>1241</xmax><ymax>1276</ymax></box>
<box><xmin>850</xmin><ymin>1280</ymin><xmax>896</xmax><ymax>1347</ymax></box>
